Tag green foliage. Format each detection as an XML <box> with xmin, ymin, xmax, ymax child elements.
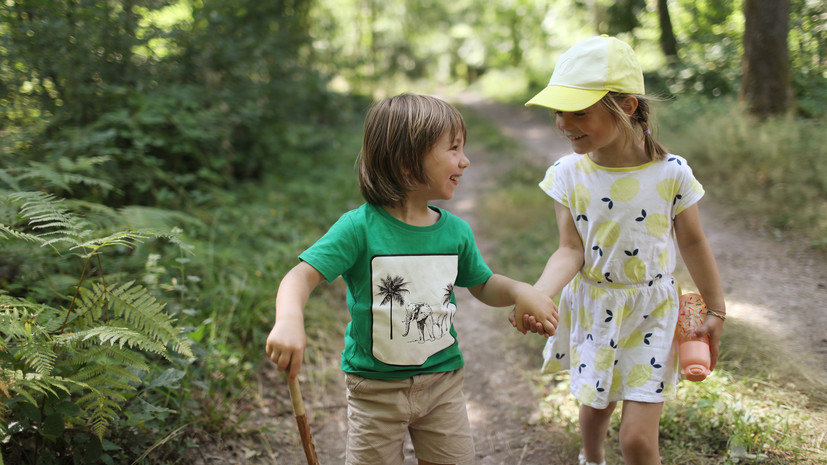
<box><xmin>658</xmin><ymin>97</ymin><xmax>827</xmax><ymax>247</ymax></box>
<box><xmin>2</xmin><ymin>0</ymin><xmax>343</xmax><ymax>208</ymax></box>
<box><xmin>0</xmin><ymin>165</ymin><xmax>194</xmax><ymax>464</ymax></box>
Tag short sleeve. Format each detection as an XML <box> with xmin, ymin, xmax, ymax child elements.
<box><xmin>539</xmin><ymin>158</ymin><xmax>570</xmax><ymax>207</ymax></box>
<box><xmin>299</xmin><ymin>212</ymin><xmax>362</xmax><ymax>282</ymax></box>
<box><xmin>669</xmin><ymin>155</ymin><xmax>705</xmax><ymax>216</ymax></box>
<box><xmin>455</xmin><ymin>219</ymin><xmax>493</xmax><ymax>288</ymax></box>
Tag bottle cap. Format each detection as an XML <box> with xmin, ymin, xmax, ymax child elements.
<box><xmin>682</xmin><ymin>364</ymin><xmax>710</xmax><ymax>382</ymax></box>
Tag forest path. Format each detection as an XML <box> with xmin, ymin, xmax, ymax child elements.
<box><xmin>251</xmin><ymin>94</ymin><xmax>827</xmax><ymax>465</ymax></box>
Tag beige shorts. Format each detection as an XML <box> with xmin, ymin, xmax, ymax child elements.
<box><xmin>344</xmin><ymin>367</ymin><xmax>475</xmax><ymax>465</ymax></box>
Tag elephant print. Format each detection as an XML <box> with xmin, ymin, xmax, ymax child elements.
<box><xmin>370</xmin><ymin>254</ymin><xmax>458</xmax><ymax>366</ymax></box>
<box><xmin>402</xmin><ymin>302</ymin><xmax>436</xmax><ymax>342</ymax></box>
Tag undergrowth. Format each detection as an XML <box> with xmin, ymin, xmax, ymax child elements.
<box><xmin>657</xmin><ymin>97</ymin><xmax>827</xmax><ymax>250</ymax></box>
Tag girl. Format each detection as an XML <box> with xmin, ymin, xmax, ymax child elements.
<box><xmin>519</xmin><ymin>37</ymin><xmax>726</xmax><ymax>465</ymax></box>
<box><xmin>266</xmin><ymin>93</ymin><xmax>558</xmax><ymax>465</ymax></box>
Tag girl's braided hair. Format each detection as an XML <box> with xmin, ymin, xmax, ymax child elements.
<box><xmin>600</xmin><ymin>93</ymin><xmax>668</xmax><ymax>161</ymax></box>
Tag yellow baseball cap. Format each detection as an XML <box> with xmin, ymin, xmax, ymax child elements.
<box><xmin>525</xmin><ymin>36</ymin><xmax>644</xmax><ymax>112</ymax></box>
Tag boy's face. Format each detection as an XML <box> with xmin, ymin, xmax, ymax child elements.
<box><xmin>417</xmin><ymin>130</ymin><xmax>469</xmax><ymax>201</ymax></box>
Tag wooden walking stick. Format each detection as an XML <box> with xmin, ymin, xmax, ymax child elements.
<box><xmin>288</xmin><ymin>376</ymin><xmax>320</xmax><ymax>465</ymax></box>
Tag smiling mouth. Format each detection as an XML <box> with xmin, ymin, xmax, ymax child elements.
<box><xmin>568</xmin><ymin>134</ymin><xmax>586</xmax><ymax>141</ymax></box>
<box><xmin>450</xmin><ymin>175</ymin><xmax>460</xmax><ymax>183</ymax></box>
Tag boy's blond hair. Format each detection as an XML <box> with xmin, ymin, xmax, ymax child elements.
<box><xmin>357</xmin><ymin>93</ymin><xmax>467</xmax><ymax>206</ymax></box>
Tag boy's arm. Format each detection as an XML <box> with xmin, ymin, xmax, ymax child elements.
<box><xmin>467</xmin><ymin>274</ymin><xmax>559</xmax><ymax>335</ymax></box>
<box><xmin>265</xmin><ymin>261</ymin><xmax>325</xmax><ymax>381</ymax></box>
<box><xmin>674</xmin><ymin>203</ymin><xmax>726</xmax><ymax>370</ymax></box>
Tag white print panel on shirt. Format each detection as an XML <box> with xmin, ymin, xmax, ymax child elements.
<box><xmin>370</xmin><ymin>254</ymin><xmax>458</xmax><ymax>366</ymax></box>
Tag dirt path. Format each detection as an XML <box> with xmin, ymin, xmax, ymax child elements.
<box><xmin>250</xmin><ymin>95</ymin><xmax>826</xmax><ymax>465</ymax></box>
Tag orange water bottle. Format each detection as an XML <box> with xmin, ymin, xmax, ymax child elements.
<box><xmin>677</xmin><ymin>293</ymin><xmax>711</xmax><ymax>381</ymax></box>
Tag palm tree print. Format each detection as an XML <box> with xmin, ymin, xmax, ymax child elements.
<box><xmin>377</xmin><ymin>274</ymin><xmax>410</xmax><ymax>339</ymax></box>
<box><xmin>442</xmin><ymin>284</ymin><xmax>454</xmax><ymax>307</ymax></box>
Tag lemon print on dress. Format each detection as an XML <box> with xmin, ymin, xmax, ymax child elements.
<box><xmin>582</xmin><ymin>265</ymin><xmax>604</xmax><ymax>283</ymax></box>
<box><xmin>636</xmin><ymin>209</ymin><xmax>670</xmax><ymax>237</ymax></box>
<box><xmin>592</xmin><ymin>220</ymin><xmax>620</xmax><ymax>256</ymax></box>
<box><xmin>539</xmin><ymin>165</ymin><xmax>556</xmax><ymax>192</ymax></box>
<box><xmin>646</xmin><ymin>213</ymin><xmax>670</xmax><ymax>236</ymax></box>
<box><xmin>618</xmin><ymin>330</ymin><xmax>644</xmax><ymax>349</ymax></box>
<box><xmin>571</xmin><ymin>184</ymin><xmax>591</xmax><ymax>221</ymax></box>
<box><xmin>562</xmin><ymin>305</ymin><xmax>572</xmax><ymax>328</ymax></box>
<box><xmin>657</xmin><ymin>178</ymin><xmax>680</xmax><ymax>202</ymax></box>
<box><xmin>576</xmin><ymin>157</ymin><xmax>599</xmax><ymax>174</ymax></box>
<box><xmin>651</xmin><ymin>297</ymin><xmax>674</xmax><ymax>318</ymax></box>
<box><xmin>658</xmin><ymin>247</ymin><xmax>670</xmax><ymax>269</ymax></box>
<box><xmin>614</xmin><ymin>304</ymin><xmax>635</xmax><ymax>325</ymax></box>
<box><xmin>624</xmin><ymin>249</ymin><xmax>647</xmax><ymax>282</ymax></box>
<box><xmin>588</xmin><ymin>286</ymin><xmax>606</xmax><ymax>300</ymax></box>
<box><xmin>577</xmin><ymin>305</ymin><xmax>594</xmax><ymax>332</ymax></box>
<box><xmin>603</xmin><ymin>177</ymin><xmax>639</xmax><ymax>209</ymax></box>
<box><xmin>594</xmin><ymin>347</ymin><xmax>615</xmax><ymax>370</ymax></box>
<box><xmin>627</xmin><ymin>363</ymin><xmax>653</xmax><ymax>387</ymax></box>
<box><xmin>577</xmin><ymin>383</ymin><xmax>598</xmax><ymax>405</ymax></box>
<box><xmin>544</xmin><ymin>356</ymin><xmax>564</xmax><ymax>373</ymax></box>
<box><xmin>610</xmin><ymin>367</ymin><xmax>622</xmax><ymax>392</ymax></box>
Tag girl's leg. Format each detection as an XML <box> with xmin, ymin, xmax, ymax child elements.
<box><xmin>579</xmin><ymin>402</ymin><xmax>617</xmax><ymax>463</ymax></box>
<box><xmin>619</xmin><ymin>400</ymin><xmax>664</xmax><ymax>465</ymax></box>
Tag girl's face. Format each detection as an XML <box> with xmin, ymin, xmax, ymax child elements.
<box><xmin>555</xmin><ymin>101</ymin><xmax>627</xmax><ymax>158</ymax></box>
<box><xmin>417</xmin><ymin>129</ymin><xmax>469</xmax><ymax>201</ymax></box>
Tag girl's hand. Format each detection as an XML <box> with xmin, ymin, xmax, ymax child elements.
<box><xmin>692</xmin><ymin>314</ymin><xmax>725</xmax><ymax>371</ymax></box>
<box><xmin>508</xmin><ymin>309</ymin><xmax>547</xmax><ymax>335</ymax></box>
<box><xmin>265</xmin><ymin>316</ymin><xmax>306</xmax><ymax>381</ymax></box>
<box><xmin>513</xmin><ymin>284</ymin><xmax>558</xmax><ymax>337</ymax></box>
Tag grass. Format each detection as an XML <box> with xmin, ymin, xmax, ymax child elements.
<box><xmin>656</xmin><ymin>97</ymin><xmax>827</xmax><ymax>250</ymax></box>
<box><xmin>465</xmin><ymin>103</ymin><xmax>827</xmax><ymax>464</ymax></box>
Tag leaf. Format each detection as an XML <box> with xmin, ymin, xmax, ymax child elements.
<box><xmin>40</xmin><ymin>413</ymin><xmax>65</xmax><ymax>440</ymax></box>
<box><xmin>147</xmin><ymin>368</ymin><xmax>186</xmax><ymax>389</ymax></box>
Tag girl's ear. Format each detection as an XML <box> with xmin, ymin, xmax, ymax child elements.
<box><xmin>620</xmin><ymin>96</ymin><xmax>639</xmax><ymax>116</ymax></box>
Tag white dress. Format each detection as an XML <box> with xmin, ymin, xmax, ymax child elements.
<box><xmin>540</xmin><ymin>153</ymin><xmax>704</xmax><ymax>408</ymax></box>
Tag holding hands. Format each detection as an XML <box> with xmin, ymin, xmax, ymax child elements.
<box><xmin>509</xmin><ymin>284</ymin><xmax>558</xmax><ymax>337</ymax></box>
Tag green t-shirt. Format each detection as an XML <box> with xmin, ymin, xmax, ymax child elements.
<box><xmin>299</xmin><ymin>203</ymin><xmax>493</xmax><ymax>379</ymax></box>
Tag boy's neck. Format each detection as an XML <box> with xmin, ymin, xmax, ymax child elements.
<box><xmin>381</xmin><ymin>201</ymin><xmax>440</xmax><ymax>227</ymax></box>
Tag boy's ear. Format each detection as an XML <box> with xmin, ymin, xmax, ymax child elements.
<box><xmin>620</xmin><ymin>96</ymin><xmax>639</xmax><ymax>116</ymax></box>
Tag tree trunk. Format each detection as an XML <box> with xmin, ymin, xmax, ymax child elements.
<box><xmin>740</xmin><ymin>0</ymin><xmax>794</xmax><ymax>117</ymax></box>
<box><xmin>656</xmin><ymin>0</ymin><xmax>678</xmax><ymax>58</ymax></box>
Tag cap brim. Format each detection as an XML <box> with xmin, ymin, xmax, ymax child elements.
<box><xmin>525</xmin><ymin>86</ymin><xmax>608</xmax><ymax>112</ymax></box>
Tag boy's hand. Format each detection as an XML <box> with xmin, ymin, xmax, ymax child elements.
<box><xmin>511</xmin><ymin>284</ymin><xmax>558</xmax><ymax>337</ymax></box>
<box><xmin>265</xmin><ymin>316</ymin><xmax>306</xmax><ymax>381</ymax></box>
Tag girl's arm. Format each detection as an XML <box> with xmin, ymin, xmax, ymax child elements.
<box><xmin>534</xmin><ymin>201</ymin><xmax>586</xmax><ymax>297</ymax></box>
<box><xmin>265</xmin><ymin>261</ymin><xmax>325</xmax><ymax>381</ymax></box>
<box><xmin>674</xmin><ymin>203</ymin><xmax>726</xmax><ymax>370</ymax></box>
<box><xmin>515</xmin><ymin>201</ymin><xmax>585</xmax><ymax>334</ymax></box>
<box><xmin>468</xmin><ymin>274</ymin><xmax>559</xmax><ymax>335</ymax></box>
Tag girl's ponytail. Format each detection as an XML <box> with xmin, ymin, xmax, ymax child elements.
<box><xmin>634</xmin><ymin>98</ymin><xmax>668</xmax><ymax>160</ymax></box>
<box><xmin>603</xmin><ymin>93</ymin><xmax>668</xmax><ymax>161</ymax></box>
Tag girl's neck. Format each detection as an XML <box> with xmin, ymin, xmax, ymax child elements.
<box><xmin>381</xmin><ymin>200</ymin><xmax>440</xmax><ymax>226</ymax></box>
<box><xmin>589</xmin><ymin>140</ymin><xmax>649</xmax><ymax>168</ymax></box>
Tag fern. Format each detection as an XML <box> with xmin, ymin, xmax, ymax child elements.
<box><xmin>0</xmin><ymin>224</ymin><xmax>43</xmax><ymax>243</ymax></box>
<box><xmin>1</xmin><ymin>174</ymin><xmax>196</xmax><ymax>462</ymax></box>
<box><xmin>8</xmin><ymin>191</ymin><xmax>92</xmax><ymax>247</ymax></box>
